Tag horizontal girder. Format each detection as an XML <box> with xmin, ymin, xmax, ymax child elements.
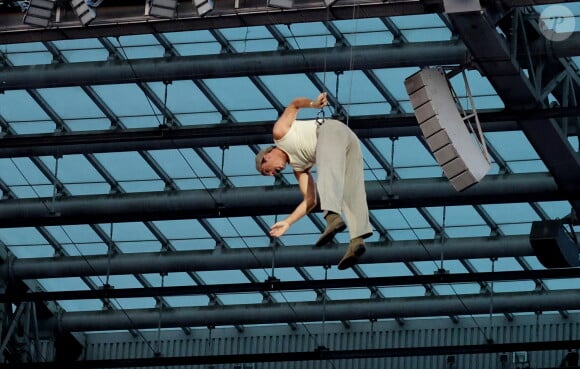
<box><xmin>1</xmin><ymin>37</ymin><xmax>580</xmax><ymax>90</ymax></box>
<box><xmin>36</xmin><ymin>289</ymin><xmax>580</xmax><ymax>333</ymax></box>
<box><xmin>3</xmin><ymin>268</ymin><xmax>579</xmax><ymax>302</ymax></box>
<box><xmin>1</xmin><ymin>107</ymin><xmax>579</xmax><ymax>157</ymax></box>
<box><xmin>0</xmin><ymin>42</ymin><xmax>467</xmax><ymax>90</ymax></box>
<box><xmin>0</xmin><ymin>235</ymin><xmax>534</xmax><ymax>279</ymax></box>
<box><xmin>0</xmin><ymin>0</ymin><xmax>577</xmax><ymax>45</ymax></box>
<box><xmin>2</xmin><ymin>340</ymin><xmax>580</xmax><ymax>368</ymax></box>
<box><xmin>0</xmin><ymin>173</ymin><xmax>571</xmax><ymax>227</ymax></box>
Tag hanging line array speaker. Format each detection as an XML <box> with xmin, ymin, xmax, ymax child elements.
<box><xmin>405</xmin><ymin>68</ymin><xmax>491</xmax><ymax>191</ymax></box>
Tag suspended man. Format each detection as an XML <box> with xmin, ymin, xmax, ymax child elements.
<box><xmin>255</xmin><ymin>92</ymin><xmax>373</xmax><ymax>270</ymax></box>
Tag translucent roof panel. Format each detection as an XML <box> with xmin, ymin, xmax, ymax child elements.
<box><xmin>219</xmin><ymin>26</ymin><xmax>279</xmax><ymax>52</ymax></box>
<box><xmin>163</xmin><ymin>30</ymin><xmax>221</xmax><ymax>56</ymax></box>
<box><xmin>3</xmin><ymin>42</ymin><xmax>52</xmax><ymax>66</ymax></box>
<box><xmin>51</xmin><ymin>38</ymin><xmax>109</xmax><ymax>62</ymax></box>
<box><xmin>389</xmin><ymin>14</ymin><xmax>453</xmax><ymax>41</ymax></box>
<box><xmin>107</xmin><ymin>34</ymin><xmax>165</xmax><ymax>59</ymax></box>
<box><xmin>0</xmin><ymin>2</ymin><xmax>578</xmax><ymax>346</ymax></box>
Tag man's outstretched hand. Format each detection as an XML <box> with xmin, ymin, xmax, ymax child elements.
<box><xmin>270</xmin><ymin>220</ymin><xmax>290</xmax><ymax>238</ymax></box>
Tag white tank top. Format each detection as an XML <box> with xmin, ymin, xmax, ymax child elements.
<box><xmin>274</xmin><ymin>120</ymin><xmax>318</xmax><ymax>172</ymax></box>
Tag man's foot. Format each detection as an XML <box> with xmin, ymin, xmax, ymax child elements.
<box><xmin>315</xmin><ymin>212</ymin><xmax>346</xmax><ymax>247</ymax></box>
<box><xmin>337</xmin><ymin>237</ymin><xmax>366</xmax><ymax>270</ymax></box>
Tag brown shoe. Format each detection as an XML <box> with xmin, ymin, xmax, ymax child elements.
<box><xmin>337</xmin><ymin>237</ymin><xmax>366</xmax><ymax>270</ymax></box>
<box><xmin>315</xmin><ymin>212</ymin><xmax>346</xmax><ymax>247</ymax></box>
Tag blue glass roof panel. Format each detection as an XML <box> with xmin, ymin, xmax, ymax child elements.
<box><xmin>0</xmin><ymin>3</ymin><xmax>577</xmax><ymax>337</ymax></box>
<box><xmin>379</xmin><ymin>285</ymin><xmax>427</xmax><ymax>298</ymax></box>
<box><xmin>202</xmin><ymin>77</ymin><xmax>275</xmax><ymax>112</ymax></box>
<box><xmin>270</xmin><ymin>291</ymin><xmax>317</xmax><ymax>302</ymax></box>
<box><xmin>361</xmin><ymin>262</ymin><xmax>415</xmax><ymax>278</ymax></box>
<box><xmin>0</xmin><ymin>90</ymin><xmax>52</xmax><ymax>122</ymax></box>
<box><xmin>9</xmin><ymin>245</ymin><xmax>54</xmax><ymax>258</ymax></box>
<box><xmin>37</xmin><ymin>87</ymin><xmax>104</xmax><ymax>119</ymax></box>
<box><xmin>485</xmin><ymin>131</ymin><xmax>541</xmax><ymax>162</ymax></box>
<box><xmin>220</xmin><ymin>26</ymin><xmax>279</xmax><ymax>52</ymax></box>
<box><xmin>434</xmin><ymin>283</ymin><xmax>482</xmax><ymax>295</ymax></box>
<box><xmin>93</xmin><ymin>152</ymin><xmax>161</xmax><ymax>182</ymax></box>
<box><xmin>372</xmin><ymin>67</ymin><xmax>421</xmax><ymax>104</ymax></box>
<box><xmin>6</xmin><ymin>51</ymin><xmax>53</xmax><ymax>66</ymax></box>
<box><xmin>91</xmin><ymin>84</ymin><xmax>161</xmax><ymax>118</ymax></box>
<box><xmin>1</xmin><ymin>157</ymin><xmax>50</xmax><ymax>185</ymax></box>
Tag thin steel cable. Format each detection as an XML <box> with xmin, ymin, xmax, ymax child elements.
<box><xmin>440</xmin><ymin>205</ymin><xmax>447</xmax><ymax>271</ymax></box>
<box><xmin>321</xmin><ymin>265</ymin><xmax>329</xmax><ymax>350</ymax></box>
<box><xmin>50</xmin><ymin>156</ymin><xmax>59</xmax><ymax>213</ymax></box>
<box><xmin>163</xmin><ymin>81</ymin><xmax>169</xmax><ymax>126</ymax></box>
<box><xmin>175</xmin><ymin>147</ymin><xmax>337</xmax><ymax>369</ymax></box>
<box><xmin>285</xmin><ymin>23</ymin><xmax>327</xmax><ymax>123</ymax></box>
<box><xmin>323</xmin><ymin>4</ymin><xmax>331</xmax><ymax>88</ymax></box>
<box><xmin>115</xmin><ymin>37</ymin><xmax>165</xmax><ymax>127</ymax></box>
<box><xmin>489</xmin><ymin>257</ymin><xmax>496</xmax><ymax>342</ymax></box>
<box><xmin>155</xmin><ymin>272</ymin><xmax>166</xmax><ymax>356</ymax></box>
<box><xmin>363</xmin><ymin>143</ymin><xmax>494</xmax><ymax>344</ymax></box>
<box><xmin>270</xmin><ymin>214</ymin><xmax>278</xmax><ymax>280</ymax></box>
<box><xmin>113</xmin><ymin>31</ymin><xmax>337</xmax><ymax>367</ymax></box>
<box><xmin>105</xmin><ymin>223</ymin><xmax>113</xmax><ymax>286</ymax></box>
<box><xmin>8</xmin><ymin>157</ymin><xmax>160</xmax><ymax>356</ymax></box>
<box><xmin>345</xmin><ymin>0</ymin><xmax>359</xmax><ymax>126</ymax></box>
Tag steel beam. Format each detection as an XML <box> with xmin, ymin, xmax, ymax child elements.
<box><xmin>0</xmin><ymin>235</ymin><xmax>534</xmax><ymax>280</ymax></box>
<box><xmin>0</xmin><ymin>173</ymin><xmax>571</xmax><ymax>227</ymax></box>
<box><xmin>0</xmin><ymin>1</ymin><xmax>439</xmax><ymax>45</ymax></box>
<box><xmin>1</xmin><ymin>107</ymin><xmax>579</xmax><ymax>158</ymax></box>
<box><xmin>2</xmin><ymin>268</ymin><xmax>579</xmax><ymax>302</ymax></box>
<box><xmin>448</xmin><ymin>11</ymin><xmax>580</xmax><ymax>214</ymax></box>
<box><xmin>0</xmin><ymin>42</ymin><xmax>468</xmax><ymax>90</ymax></box>
<box><xmin>0</xmin><ymin>0</ymin><xmax>577</xmax><ymax>45</ymax></box>
<box><xmin>1</xmin><ymin>37</ymin><xmax>580</xmax><ymax>91</ymax></box>
<box><xmin>36</xmin><ymin>289</ymin><xmax>580</xmax><ymax>333</ymax></box>
<box><xmin>3</xmin><ymin>341</ymin><xmax>580</xmax><ymax>369</ymax></box>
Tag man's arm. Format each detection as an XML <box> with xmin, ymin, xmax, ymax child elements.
<box><xmin>272</xmin><ymin>92</ymin><xmax>328</xmax><ymax>140</ymax></box>
<box><xmin>269</xmin><ymin>170</ymin><xmax>317</xmax><ymax>238</ymax></box>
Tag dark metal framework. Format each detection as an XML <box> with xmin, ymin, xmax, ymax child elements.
<box><xmin>2</xmin><ymin>340</ymin><xmax>580</xmax><ymax>369</ymax></box>
<box><xmin>0</xmin><ymin>0</ymin><xmax>579</xmax><ymax>367</ymax></box>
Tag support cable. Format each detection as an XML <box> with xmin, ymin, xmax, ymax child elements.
<box><xmin>9</xmin><ymin>157</ymin><xmax>160</xmax><ymax>355</ymax></box>
<box><xmin>219</xmin><ymin>144</ymin><xmax>229</xmax><ymax>188</ymax></box>
<box><xmin>270</xmin><ymin>215</ymin><xmax>278</xmax><ymax>281</ymax></box>
<box><xmin>105</xmin><ymin>223</ymin><xmax>113</xmax><ymax>287</ymax></box>
<box><xmin>360</xmin><ymin>133</ymin><xmax>494</xmax><ymax>344</ymax></box>
<box><xmin>345</xmin><ymin>0</ymin><xmax>359</xmax><ymax>126</ymax></box>
<box><xmin>285</xmin><ymin>23</ymin><xmax>326</xmax><ymax>124</ymax></box>
<box><xmin>489</xmin><ymin>257</ymin><xmax>497</xmax><ymax>344</ymax></box>
<box><xmin>176</xmin><ymin>146</ymin><xmax>337</xmax><ymax>369</ymax></box>
<box><xmin>439</xmin><ymin>206</ymin><xmax>447</xmax><ymax>273</ymax></box>
<box><xmin>334</xmin><ymin>70</ymin><xmax>342</xmax><ymax>119</ymax></box>
<box><xmin>319</xmin><ymin>265</ymin><xmax>329</xmax><ymax>351</ymax></box>
<box><xmin>29</xmin><ymin>302</ymin><xmax>45</xmax><ymax>362</ymax></box>
<box><xmin>1</xmin><ymin>37</ymin><xmax>178</xmax><ymax>358</ymax></box>
<box><xmin>162</xmin><ymin>81</ymin><xmax>170</xmax><ymax>127</ymax></box>
<box><xmin>388</xmin><ymin>136</ymin><xmax>398</xmax><ymax>197</ymax></box>
<box><xmin>0</xmin><ymin>302</ymin><xmax>26</xmax><ymax>356</ymax></box>
<box><xmin>50</xmin><ymin>155</ymin><xmax>60</xmax><ymax>214</ymax></box>
<box><xmin>109</xmin><ymin>35</ymin><xmax>339</xmax><ymax>367</ymax></box>
<box><xmin>155</xmin><ymin>272</ymin><xmax>166</xmax><ymax>357</ymax></box>
<box><xmin>206</xmin><ymin>325</ymin><xmax>213</xmax><ymax>357</ymax></box>
<box><xmin>460</xmin><ymin>70</ymin><xmax>490</xmax><ymax>162</ymax></box>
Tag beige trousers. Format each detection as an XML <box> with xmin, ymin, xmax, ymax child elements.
<box><xmin>315</xmin><ymin>119</ymin><xmax>373</xmax><ymax>240</ymax></box>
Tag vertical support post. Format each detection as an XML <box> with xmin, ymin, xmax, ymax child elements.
<box><xmin>0</xmin><ymin>302</ymin><xmax>26</xmax><ymax>356</ymax></box>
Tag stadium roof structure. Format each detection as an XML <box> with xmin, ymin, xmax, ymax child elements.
<box><xmin>0</xmin><ymin>0</ymin><xmax>579</xmax><ymax>368</ymax></box>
